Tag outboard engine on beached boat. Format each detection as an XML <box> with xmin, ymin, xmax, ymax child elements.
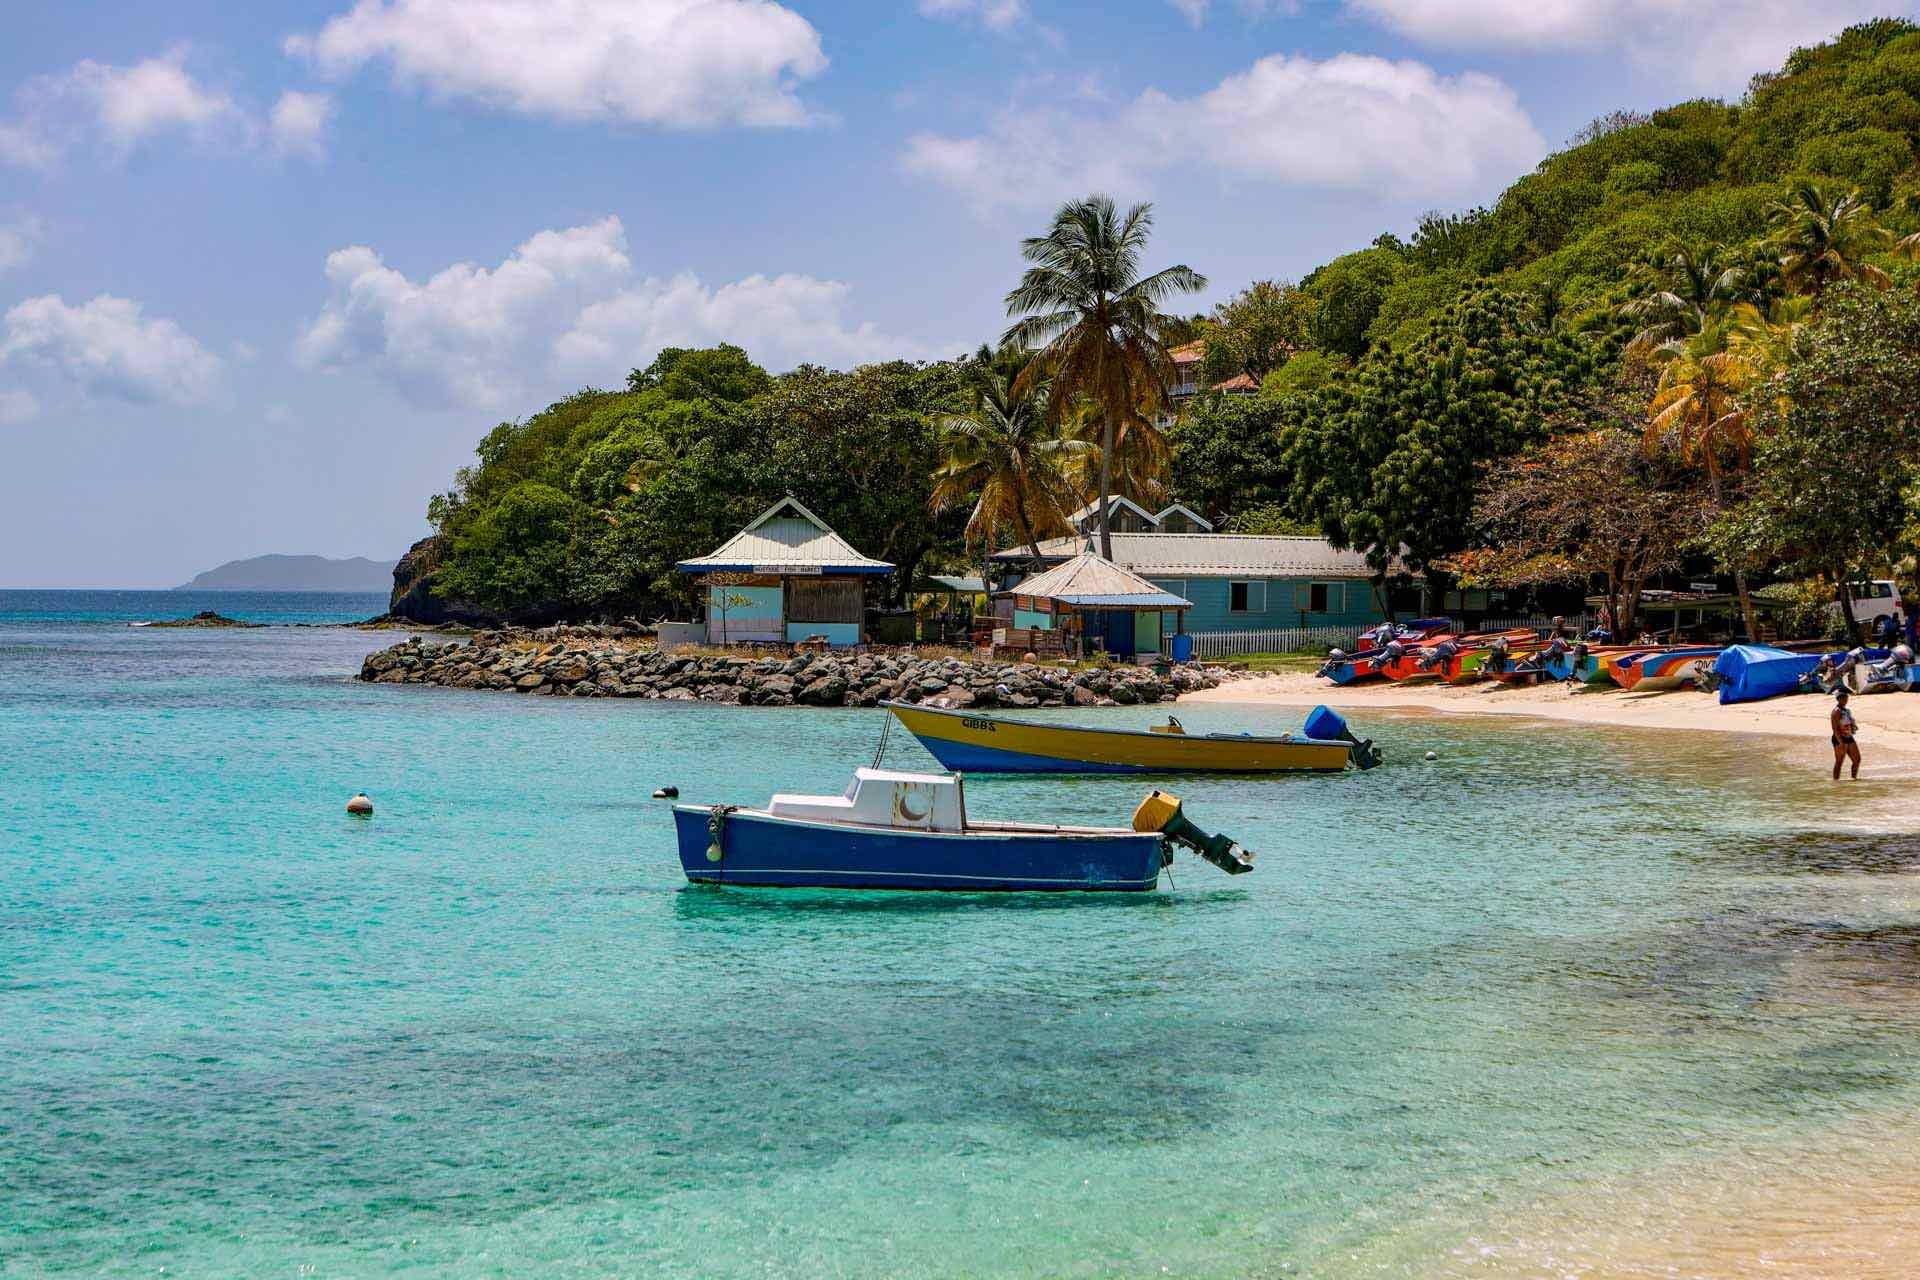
<box><xmin>1303</xmin><ymin>705</ymin><xmax>1384</xmax><ymax>770</ymax></box>
<box><xmin>1132</xmin><ymin>791</ymin><xmax>1254</xmax><ymax>875</ymax></box>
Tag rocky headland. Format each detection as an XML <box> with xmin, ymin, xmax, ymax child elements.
<box><xmin>357</xmin><ymin>627</ymin><xmax>1234</xmax><ymax>707</ymax></box>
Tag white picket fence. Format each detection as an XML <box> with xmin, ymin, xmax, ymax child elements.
<box><xmin>1165</xmin><ymin>614</ymin><xmax>1592</xmax><ymax>660</ymax></box>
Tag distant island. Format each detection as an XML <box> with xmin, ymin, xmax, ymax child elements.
<box><xmin>176</xmin><ymin>554</ymin><xmax>398</xmax><ymax>592</ymax></box>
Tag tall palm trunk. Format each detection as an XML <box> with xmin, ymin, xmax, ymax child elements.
<box><xmin>1836</xmin><ymin>571</ymin><xmax>1862</xmax><ymax>645</ymax></box>
<box><xmin>1097</xmin><ymin>416</ymin><xmax>1114</xmax><ymax>560</ymax></box>
<box><xmin>1011</xmin><ymin>488</ymin><xmax>1043</xmax><ymax>560</ymax></box>
<box><xmin>1705</xmin><ymin>468</ymin><xmax>1760</xmax><ymax>641</ymax></box>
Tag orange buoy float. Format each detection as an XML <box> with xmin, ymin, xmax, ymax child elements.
<box><xmin>346</xmin><ymin>793</ymin><xmax>374</xmax><ymax>816</ymax></box>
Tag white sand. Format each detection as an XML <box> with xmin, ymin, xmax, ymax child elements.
<box><xmin>1183</xmin><ymin>669</ymin><xmax>1920</xmax><ymax>759</ymax></box>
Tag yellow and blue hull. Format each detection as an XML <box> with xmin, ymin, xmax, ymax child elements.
<box><xmin>885</xmin><ymin>702</ymin><xmax>1352</xmax><ymax>774</ymax></box>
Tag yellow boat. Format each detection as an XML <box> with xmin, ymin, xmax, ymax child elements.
<box><xmin>883</xmin><ymin>701</ymin><xmax>1375</xmax><ymax>774</ymax></box>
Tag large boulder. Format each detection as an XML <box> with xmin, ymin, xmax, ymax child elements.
<box><xmin>799</xmin><ymin>674</ymin><xmax>849</xmax><ymax>706</ymax></box>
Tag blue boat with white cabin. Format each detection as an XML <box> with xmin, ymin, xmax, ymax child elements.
<box><xmin>672</xmin><ymin>767</ymin><xmax>1251</xmax><ymax>892</ymax></box>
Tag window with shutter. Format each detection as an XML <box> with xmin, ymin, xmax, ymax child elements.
<box><xmin>787</xmin><ymin>577</ymin><xmax>863</xmax><ymax>623</ymax></box>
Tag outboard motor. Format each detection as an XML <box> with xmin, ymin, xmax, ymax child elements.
<box><xmin>1132</xmin><ymin>790</ymin><xmax>1254</xmax><ymax>875</ymax></box>
<box><xmin>1304</xmin><ymin>705</ymin><xmax>1383</xmax><ymax>770</ymax></box>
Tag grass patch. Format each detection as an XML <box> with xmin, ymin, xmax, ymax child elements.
<box><xmin>1211</xmin><ymin>652</ymin><xmax>1325</xmax><ymax>674</ymax></box>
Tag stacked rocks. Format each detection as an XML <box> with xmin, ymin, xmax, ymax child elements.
<box><xmin>357</xmin><ymin>630</ymin><xmax>1232</xmax><ymax>708</ymax></box>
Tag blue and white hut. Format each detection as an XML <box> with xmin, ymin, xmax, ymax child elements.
<box><xmin>676</xmin><ymin>497</ymin><xmax>894</xmax><ymax>647</ymax></box>
<box><xmin>1000</xmin><ymin>548</ymin><xmax>1192</xmax><ymax>659</ymax></box>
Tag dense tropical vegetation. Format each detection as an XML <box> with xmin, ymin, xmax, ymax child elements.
<box><xmin>408</xmin><ymin>19</ymin><xmax>1920</xmax><ymax>638</ymax></box>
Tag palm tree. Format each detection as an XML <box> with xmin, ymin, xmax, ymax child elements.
<box><xmin>1893</xmin><ymin>190</ymin><xmax>1920</xmax><ymax>263</ymax></box>
<box><xmin>929</xmin><ymin>346</ymin><xmax>1090</xmax><ymax>569</ymax></box>
<box><xmin>1647</xmin><ymin>320</ymin><xmax>1763</xmax><ymax>639</ymax></box>
<box><xmin>1002</xmin><ymin>196</ymin><xmax>1207</xmax><ymax>559</ymax></box>
<box><xmin>1618</xmin><ymin>242</ymin><xmax>1750</xmax><ymax>357</ymax></box>
<box><xmin>1765</xmin><ymin>181</ymin><xmax>1893</xmax><ymax>301</ymax></box>
<box><xmin>1725</xmin><ymin>295</ymin><xmax>1813</xmax><ymax>383</ymax></box>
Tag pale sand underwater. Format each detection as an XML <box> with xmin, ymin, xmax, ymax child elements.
<box><xmin>1189</xmin><ymin>669</ymin><xmax>1920</xmax><ymax>1274</ymax></box>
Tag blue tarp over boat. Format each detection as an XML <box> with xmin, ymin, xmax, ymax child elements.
<box><xmin>1713</xmin><ymin>644</ymin><xmax>1824</xmax><ymax>704</ymax></box>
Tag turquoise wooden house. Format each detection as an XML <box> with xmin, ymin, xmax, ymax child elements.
<box><xmin>991</xmin><ymin>533</ymin><xmax>1396</xmax><ymax>638</ymax></box>
<box><xmin>677</xmin><ymin>497</ymin><xmax>893</xmax><ymax>647</ymax></box>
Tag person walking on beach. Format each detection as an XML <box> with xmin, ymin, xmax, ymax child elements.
<box><xmin>1831</xmin><ymin>690</ymin><xmax>1861</xmax><ymax>780</ymax></box>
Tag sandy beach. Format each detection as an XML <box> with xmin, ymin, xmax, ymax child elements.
<box><xmin>1187</xmin><ymin>669</ymin><xmax>1920</xmax><ymax>761</ymax></box>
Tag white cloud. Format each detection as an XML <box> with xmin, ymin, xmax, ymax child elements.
<box><xmin>0</xmin><ymin>294</ymin><xmax>224</xmax><ymax>407</ymax></box>
<box><xmin>0</xmin><ymin>389</ymin><xmax>37</xmax><ymax>424</ymax></box>
<box><xmin>1168</xmin><ymin>0</ymin><xmax>1296</xmax><ymax>27</ymax></box>
<box><xmin>295</xmin><ymin>216</ymin><xmax>930</xmax><ymax>410</ymax></box>
<box><xmin>919</xmin><ymin>0</ymin><xmax>1032</xmax><ymax>32</ymax></box>
<box><xmin>1348</xmin><ymin>0</ymin><xmax>1920</xmax><ymax>93</ymax></box>
<box><xmin>0</xmin><ymin>215</ymin><xmax>43</xmax><ymax>271</ymax></box>
<box><xmin>287</xmin><ymin>0</ymin><xmax>828</xmax><ymax>128</ymax></box>
<box><xmin>270</xmin><ymin>90</ymin><xmax>333</xmax><ymax>159</ymax></box>
<box><xmin>557</xmin><ymin>272</ymin><xmax>924</xmax><ymax>375</ymax></box>
<box><xmin>0</xmin><ymin>47</ymin><xmax>296</xmax><ymax>166</ymax></box>
<box><xmin>0</xmin><ymin>120</ymin><xmax>58</xmax><ymax>168</ymax></box>
<box><xmin>903</xmin><ymin>52</ymin><xmax>1544</xmax><ymax>213</ymax></box>
<box><xmin>65</xmin><ymin>49</ymin><xmax>245</xmax><ymax>148</ymax></box>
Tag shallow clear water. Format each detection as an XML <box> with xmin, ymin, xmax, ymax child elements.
<box><xmin>4</xmin><ymin>595</ymin><xmax>1918</xmax><ymax>1276</ymax></box>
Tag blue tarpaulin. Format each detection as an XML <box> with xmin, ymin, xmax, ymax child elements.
<box><xmin>1712</xmin><ymin>645</ymin><xmax>1821</xmax><ymax>704</ymax></box>
<box><xmin>1712</xmin><ymin>645</ymin><xmax>1890</xmax><ymax>703</ymax></box>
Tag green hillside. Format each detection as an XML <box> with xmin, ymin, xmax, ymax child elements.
<box><xmin>405</xmin><ymin>19</ymin><xmax>1920</xmax><ymax>626</ymax></box>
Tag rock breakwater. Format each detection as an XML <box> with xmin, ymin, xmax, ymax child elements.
<box><xmin>357</xmin><ymin>629</ymin><xmax>1233</xmax><ymax>707</ymax></box>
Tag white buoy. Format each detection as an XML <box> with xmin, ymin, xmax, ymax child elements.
<box><xmin>1424</xmin><ymin>751</ymin><xmax>1438</xmax><ymax>762</ymax></box>
<box><xmin>347</xmin><ymin>793</ymin><xmax>374</xmax><ymax>816</ymax></box>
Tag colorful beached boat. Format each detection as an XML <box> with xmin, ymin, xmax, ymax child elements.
<box><xmin>672</xmin><ymin>767</ymin><xmax>1253</xmax><ymax>891</ymax></box>
<box><xmin>1572</xmin><ymin>645</ymin><xmax>1655</xmax><ymax>687</ymax></box>
<box><xmin>885</xmin><ymin>701</ymin><xmax>1379</xmax><ymax>773</ymax></box>
<box><xmin>1317</xmin><ymin>619</ymin><xmax>1455</xmax><ymax>685</ymax></box>
<box><xmin>1383</xmin><ymin>629</ymin><xmax>1533</xmax><ymax>684</ymax></box>
<box><xmin>1482</xmin><ymin>649</ymin><xmax>1575</xmax><ymax>685</ymax></box>
<box><xmin>1319</xmin><ymin>650</ymin><xmax>1389</xmax><ymax>685</ymax></box>
<box><xmin>1615</xmin><ymin>646</ymin><xmax>1723</xmax><ymax>691</ymax></box>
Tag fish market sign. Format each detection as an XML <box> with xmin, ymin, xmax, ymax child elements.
<box><xmin>754</xmin><ymin>565</ymin><xmax>823</xmax><ymax>575</ymax></box>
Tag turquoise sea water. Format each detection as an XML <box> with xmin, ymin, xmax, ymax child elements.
<box><xmin>5</xmin><ymin>592</ymin><xmax>1919</xmax><ymax>1276</ymax></box>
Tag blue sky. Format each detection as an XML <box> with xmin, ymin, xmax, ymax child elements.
<box><xmin>1</xmin><ymin>0</ymin><xmax>1911</xmax><ymax>586</ymax></box>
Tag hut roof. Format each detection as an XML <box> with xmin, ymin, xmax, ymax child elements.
<box><xmin>676</xmin><ymin>496</ymin><xmax>893</xmax><ymax>575</ymax></box>
<box><xmin>1006</xmin><ymin>549</ymin><xmax>1192</xmax><ymax>610</ymax></box>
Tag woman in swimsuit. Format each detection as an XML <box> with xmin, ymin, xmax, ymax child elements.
<box><xmin>1831</xmin><ymin>690</ymin><xmax>1861</xmax><ymax>780</ymax></box>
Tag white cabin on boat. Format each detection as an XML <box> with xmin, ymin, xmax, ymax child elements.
<box><xmin>767</xmin><ymin>767</ymin><xmax>965</xmax><ymax>832</ymax></box>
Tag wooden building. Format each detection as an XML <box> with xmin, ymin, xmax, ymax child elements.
<box><xmin>991</xmin><ymin>532</ymin><xmax>1399</xmax><ymax>639</ymax></box>
<box><xmin>676</xmin><ymin>497</ymin><xmax>893</xmax><ymax>647</ymax></box>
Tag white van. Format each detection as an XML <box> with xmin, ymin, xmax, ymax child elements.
<box><xmin>1830</xmin><ymin>579</ymin><xmax>1902</xmax><ymax>626</ymax></box>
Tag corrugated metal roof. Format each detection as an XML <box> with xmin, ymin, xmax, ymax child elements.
<box><xmin>928</xmin><ymin>575</ymin><xmax>985</xmax><ymax>593</ymax></box>
<box><xmin>677</xmin><ymin>496</ymin><xmax>894</xmax><ymax>574</ymax></box>
<box><xmin>992</xmin><ymin>533</ymin><xmax>1399</xmax><ymax>579</ymax></box>
<box><xmin>1067</xmin><ymin>494</ymin><xmax>1159</xmax><ymax>526</ymax></box>
<box><xmin>1005</xmin><ymin>551</ymin><xmax>1192</xmax><ymax>609</ymax></box>
<box><xmin>1152</xmin><ymin>503</ymin><xmax>1214</xmax><ymax>531</ymax></box>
